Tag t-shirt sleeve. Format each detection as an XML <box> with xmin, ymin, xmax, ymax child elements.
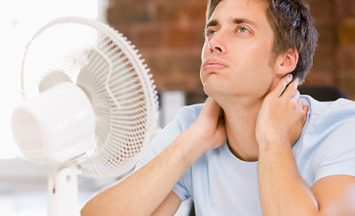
<box><xmin>172</xmin><ymin>168</ymin><xmax>192</xmax><ymax>202</ymax></box>
<box><xmin>134</xmin><ymin>107</ymin><xmax>197</xmax><ymax>201</ymax></box>
<box><xmin>312</xmin><ymin>120</ymin><xmax>355</xmax><ymax>182</ymax></box>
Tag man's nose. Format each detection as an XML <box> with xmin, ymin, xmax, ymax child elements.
<box><xmin>208</xmin><ymin>32</ymin><xmax>227</xmax><ymax>54</ymax></box>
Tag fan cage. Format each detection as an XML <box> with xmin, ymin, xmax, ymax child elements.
<box><xmin>20</xmin><ymin>17</ymin><xmax>159</xmax><ymax>178</ymax></box>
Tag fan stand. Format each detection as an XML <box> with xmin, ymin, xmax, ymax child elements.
<box><xmin>48</xmin><ymin>165</ymin><xmax>79</xmax><ymax>216</ymax></box>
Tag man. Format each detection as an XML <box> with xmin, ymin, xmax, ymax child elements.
<box><xmin>82</xmin><ymin>0</ymin><xmax>355</xmax><ymax>215</ymax></box>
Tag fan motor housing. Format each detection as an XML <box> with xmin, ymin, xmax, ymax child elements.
<box><xmin>11</xmin><ymin>82</ymin><xmax>96</xmax><ymax>164</ymax></box>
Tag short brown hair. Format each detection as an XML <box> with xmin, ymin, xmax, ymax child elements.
<box><xmin>206</xmin><ymin>0</ymin><xmax>318</xmax><ymax>82</ymax></box>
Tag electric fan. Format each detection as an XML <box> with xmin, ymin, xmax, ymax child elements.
<box><xmin>11</xmin><ymin>17</ymin><xmax>159</xmax><ymax>216</ymax></box>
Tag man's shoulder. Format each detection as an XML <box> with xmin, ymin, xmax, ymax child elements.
<box><xmin>178</xmin><ymin>103</ymin><xmax>204</xmax><ymax>116</ymax></box>
<box><xmin>294</xmin><ymin>96</ymin><xmax>355</xmax><ymax>185</ymax></box>
<box><xmin>174</xmin><ymin>103</ymin><xmax>204</xmax><ymax>125</ymax></box>
<box><xmin>152</xmin><ymin>103</ymin><xmax>204</xmax><ymax>141</ymax></box>
<box><xmin>302</xmin><ymin>95</ymin><xmax>355</xmax><ymax>134</ymax></box>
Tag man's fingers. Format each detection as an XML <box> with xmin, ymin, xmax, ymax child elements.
<box><xmin>296</xmin><ymin>98</ymin><xmax>303</xmax><ymax>110</ymax></box>
<box><xmin>272</xmin><ymin>74</ymin><xmax>293</xmax><ymax>97</ymax></box>
<box><xmin>282</xmin><ymin>78</ymin><xmax>299</xmax><ymax>99</ymax></box>
<box><xmin>303</xmin><ymin>103</ymin><xmax>309</xmax><ymax>112</ymax></box>
<box><xmin>301</xmin><ymin>102</ymin><xmax>309</xmax><ymax>123</ymax></box>
<box><xmin>290</xmin><ymin>90</ymin><xmax>300</xmax><ymax>104</ymax></box>
<box><xmin>201</xmin><ymin>97</ymin><xmax>221</xmax><ymax>122</ymax></box>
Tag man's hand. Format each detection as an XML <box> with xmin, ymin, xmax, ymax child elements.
<box><xmin>256</xmin><ymin>74</ymin><xmax>308</xmax><ymax>150</ymax></box>
<box><xmin>187</xmin><ymin>97</ymin><xmax>226</xmax><ymax>154</ymax></box>
<box><xmin>257</xmin><ymin>75</ymin><xmax>317</xmax><ymax>216</ymax></box>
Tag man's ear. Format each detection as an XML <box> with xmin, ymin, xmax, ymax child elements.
<box><xmin>275</xmin><ymin>48</ymin><xmax>299</xmax><ymax>76</ymax></box>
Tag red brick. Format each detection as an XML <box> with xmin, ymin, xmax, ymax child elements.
<box><xmin>167</xmin><ymin>24</ymin><xmax>205</xmax><ymax>48</ymax></box>
<box><xmin>107</xmin><ymin>2</ymin><xmax>152</xmax><ymax>24</ymax></box>
<box><xmin>313</xmin><ymin>45</ymin><xmax>337</xmax><ymax>72</ymax></box>
<box><xmin>335</xmin><ymin>0</ymin><xmax>355</xmax><ymax>20</ymax></box>
<box><xmin>338</xmin><ymin>20</ymin><xmax>355</xmax><ymax>44</ymax></box>
<box><xmin>144</xmin><ymin>50</ymin><xmax>202</xmax><ymax>91</ymax></box>
<box><xmin>310</xmin><ymin>0</ymin><xmax>336</xmax><ymax>24</ymax></box>
<box><xmin>316</xmin><ymin>23</ymin><xmax>337</xmax><ymax>45</ymax></box>
<box><xmin>337</xmin><ymin>45</ymin><xmax>355</xmax><ymax>72</ymax></box>
<box><xmin>130</xmin><ymin>24</ymin><xmax>166</xmax><ymax>49</ymax></box>
<box><xmin>155</xmin><ymin>2</ymin><xmax>206</xmax><ymax>23</ymax></box>
<box><xmin>339</xmin><ymin>76</ymin><xmax>355</xmax><ymax>100</ymax></box>
<box><xmin>303</xmin><ymin>69</ymin><xmax>336</xmax><ymax>86</ymax></box>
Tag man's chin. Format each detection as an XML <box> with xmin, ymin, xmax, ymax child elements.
<box><xmin>203</xmin><ymin>85</ymin><xmax>226</xmax><ymax>101</ymax></box>
<box><xmin>202</xmin><ymin>81</ymin><xmax>212</xmax><ymax>97</ymax></box>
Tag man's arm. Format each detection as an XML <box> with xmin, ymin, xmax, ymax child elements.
<box><xmin>258</xmin><ymin>142</ymin><xmax>319</xmax><ymax>216</ymax></box>
<box><xmin>151</xmin><ymin>192</ymin><xmax>182</xmax><ymax>216</ymax></box>
<box><xmin>312</xmin><ymin>175</ymin><xmax>355</xmax><ymax>215</ymax></box>
<box><xmin>258</xmin><ymin>141</ymin><xmax>355</xmax><ymax>216</ymax></box>
<box><xmin>256</xmin><ymin>76</ymin><xmax>355</xmax><ymax>215</ymax></box>
<box><xmin>256</xmin><ymin>76</ymin><xmax>317</xmax><ymax>215</ymax></box>
<box><xmin>81</xmin><ymin>98</ymin><xmax>226</xmax><ymax>216</ymax></box>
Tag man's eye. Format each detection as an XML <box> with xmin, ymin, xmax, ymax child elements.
<box><xmin>205</xmin><ymin>30</ymin><xmax>216</xmax><ymax>38</ymax></box>
<box><xmin>239</xmin><ymin>27</ymin><xmax>248</xmax><ymax>32</ymax></box>
<box><xmin>236</xmin><ymin>26</ymin><xmax>250</xmax><ymax>34</ymax></box>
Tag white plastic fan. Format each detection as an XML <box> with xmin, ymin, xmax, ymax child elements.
<box><xmin>11</xmin><ymin>16</ymin><xmax>159</xmax><ymax>216</ymax></box>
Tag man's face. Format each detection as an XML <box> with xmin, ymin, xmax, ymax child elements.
<box><xmin>200</xmin><ymin>0</ymin><xmax>279</xmax><ymax>104</ymax></box>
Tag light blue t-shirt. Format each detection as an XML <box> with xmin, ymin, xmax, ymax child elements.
<box><xmin>136</xmin><ymin>95</ymin><xmax>355</xmax><ymax>215</ymax></box>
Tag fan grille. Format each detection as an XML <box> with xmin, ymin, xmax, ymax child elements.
<box><xmin>21</xmin><ymin>17</ymin><xmax>159</xmax><ymax>178</ymax></box>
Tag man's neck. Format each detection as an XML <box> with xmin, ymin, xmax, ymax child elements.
<box><xmin>221</xmin><ymin>99</ymin><xmax>262</xmax><ymax>162</ymax></box>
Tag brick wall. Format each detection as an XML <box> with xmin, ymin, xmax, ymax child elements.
<box><xmin>335</xmin><ymin>0</ymin><xmax>355</xmax><ymax>99</ymax></box>
<box><xmin>107</xmin><ymin>0</ymin><xmax>355</xmax><ymax>100</ymax></box>
<box><xmin>107</xmin><ymin>0</ymin><xmax>206</xmax><ymax>94</ymax></box>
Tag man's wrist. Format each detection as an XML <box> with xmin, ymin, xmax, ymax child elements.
<box><xmin>258</xmin><ymin>137</ymin><xmax>292</xmax><ymax>156</ymax></box>
<box><xmin>178</xmin><ymin>130</ymin><xmax>209</xmax><ymax>165</ymax></box>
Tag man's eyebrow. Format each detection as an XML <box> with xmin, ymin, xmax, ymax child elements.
<box><xmin>232</xmin><ymin>18</ymin><xmax>257</xmax><ymax>28</ymax></box>
<box><xmin>206</xmin><ymin>19</ymin><xmax>219</xmax><ymax>28</ymax></box>
<box><xmin>205</xmin><ymin>18</ymin><xmax>257</xmax><ymax>29</ymax></box>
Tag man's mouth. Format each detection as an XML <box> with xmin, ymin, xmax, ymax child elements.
<box><xmin>202</xmin><ymin>58</ymin><xmax>229</xmax><ymax>71</ymax></box>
